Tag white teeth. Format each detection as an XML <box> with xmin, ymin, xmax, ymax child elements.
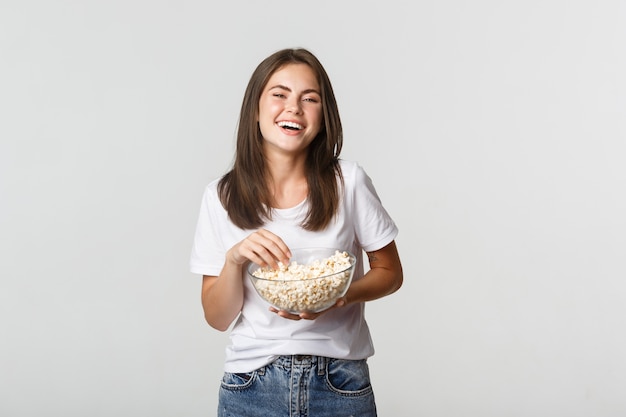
<box><xmin>277</xmin><ymin>121</ymin><xmax>303</xmax><ymax>130</ymax></box>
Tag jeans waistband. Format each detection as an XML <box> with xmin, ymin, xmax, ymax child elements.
<box><xmin>270</xmin><ymin>355</ymin><xmax>328</xmax><ymax>375</ymax></box>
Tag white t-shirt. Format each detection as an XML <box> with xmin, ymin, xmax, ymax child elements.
<box><xmin>190</xmin><ymin>159</ymin><xmax>398</xmax><ymax>372</ymax></box>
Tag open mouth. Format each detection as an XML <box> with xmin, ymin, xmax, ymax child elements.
<box><xmin>277</xmin><ymin>121</ymin><xmax>303</xmax><ymax>131</ymax></box>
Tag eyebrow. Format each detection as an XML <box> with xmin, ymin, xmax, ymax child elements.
<box><xmin>268</xmin><ymin>84</ymin><xmax>321</xmax><ymax>95</ymax></box>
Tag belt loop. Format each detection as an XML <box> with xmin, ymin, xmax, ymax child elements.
<box><xmin>257</xmin><ymin>365</ymin><xmax>266</xmax><ymax>376</ymax></box>
<box><xmin>317</xmin><ymin>356</ymin><xmax>326</xmax><ymax>376</ymax></box>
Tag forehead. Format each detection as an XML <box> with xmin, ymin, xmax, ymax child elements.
<box><xmin>266</xmin><ymin>63</ymin><xmax>319</xmax><ymax>89</ymax></box>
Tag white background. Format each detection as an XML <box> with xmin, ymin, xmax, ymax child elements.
<box><xmin>1</xmin><ymin>1</ymin><xmax>625</xmax><ymax>416</ymax></box>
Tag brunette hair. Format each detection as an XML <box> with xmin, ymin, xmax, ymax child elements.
<box><xmin>218</xmin><ymin>48</ymin><xmax>344</xmax><ymax>231</ymax></box>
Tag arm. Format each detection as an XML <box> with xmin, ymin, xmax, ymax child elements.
<box><xmin>343</xmin><ymin>240</ymin><xmax>403</xmax><ymax>305</ymax></box>
<box><xmin>201</xmin><ymin>229</ymin><xmax>291</xmax><ymax>331</ymax></box>
<box><xmin>200</xmin><ymin>265</ymin><xmax>244</xmax><ymax>332</ymax></box>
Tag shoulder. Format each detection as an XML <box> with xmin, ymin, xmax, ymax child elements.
<box><xmin>201</xmin><ymin>177</ymin><xmax>221</xmax><ymax>198</ymax></box>
<box><xmin>338</xmin><ymin>158</ymin><xmax>359</xmax><ymax>174</ymax></box>
<box><xmin>338</xmin><ymin>159</ymin><xmax>370</xmax><ymax>187</ymax></box>
<box><xmin>338</xmin><ymin>159</ymin><xmax>365</xmax><ymax>179</ymax></box>
<box><xmin>206</xmin><ymin>176</ymin><xmax>222</xmax><ymax>193</ymax></box>
<box><xmin>198</xmin><ymin>176</ymin><xmax>226</xmax><ymax>210</ymax></box>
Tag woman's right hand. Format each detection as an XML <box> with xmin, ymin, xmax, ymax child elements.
<box><xmin>202</xmin><ymin>229</ymin><xmax>290</xmax><ymax>331</ymax></box>
<box><xmin>227</xmin><ymin>228</ymin><xmax>291</xmax><ymax>270</ymax></box>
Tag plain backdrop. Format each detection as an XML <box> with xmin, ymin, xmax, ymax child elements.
<box><xmin>1</xmin><ymin>1</ymin><xmax>625</xmax><ymax>416</ymax></box>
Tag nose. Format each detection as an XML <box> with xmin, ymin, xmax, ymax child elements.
<box><xmin>285</xmin><ymin>97</ymin><xmax>302</xmax><ymax>114</ymax></box>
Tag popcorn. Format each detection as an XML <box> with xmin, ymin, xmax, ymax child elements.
<box><xmin>250</xmin><ymin>250</ymin><xmax>353</xmax><ymax>313</ymax></box>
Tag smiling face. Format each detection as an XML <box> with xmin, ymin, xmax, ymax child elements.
<box><xmin>258</xmin><ymin>63</ymin><xmax>323</xmax><ymax>157</ymax></box>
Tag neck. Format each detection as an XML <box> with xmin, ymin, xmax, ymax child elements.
<box><xmin>265</xmin><ymin>154</ymin><xmax>308</xmax><ymax>209</ymax></box>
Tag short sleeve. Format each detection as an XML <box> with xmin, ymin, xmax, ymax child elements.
<box><xmin>189</xmin><ymin>183</ymin><xmax>227</xmax><ymax>276</ymax></box>
<box><xmin>347</xmin><ymin>162</ymin><xmax>398</xmax><ymax>252</ymax></box>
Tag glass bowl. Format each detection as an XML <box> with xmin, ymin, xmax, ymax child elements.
<box><xmin>247</xmin><ymin>248</ymin><xmax>356</xmax><ymax>314</ymax></box>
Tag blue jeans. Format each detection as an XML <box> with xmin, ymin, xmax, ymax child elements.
<box><xmin>218</xmin><ymin>355</ymin><xmax>377</xmax><ymax>417</ymax></box>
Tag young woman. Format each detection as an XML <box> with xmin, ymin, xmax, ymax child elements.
<box><xmin>190</xmin><ymin>47</ymin><xmax>403</xmax><ymax>417</ymax></box>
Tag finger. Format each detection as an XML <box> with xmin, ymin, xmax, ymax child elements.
<box><xmin>246</xmin><ymin>230</ymin><xmax>290</xmax><ymax>267</ymax></box>
<box><xmin>255</xmin><ymin>229</ymin><xmax>291</xmax><ymax>264</ymax></box>
<box><xmin>269</xmin><ymin>307</ymin><xmax>302</xmax><ymax>320</ymax></box>
<box><xmin>298</xmin><ymin>312</ymin><xmax>320</xmax><ymax>320</ymax></box>
<box><xmin>236</xmin><ymin>238</ymin><xmax>273</xmax><ymax>267</ymax></box>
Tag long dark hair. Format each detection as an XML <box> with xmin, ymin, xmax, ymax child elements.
<box><xmin>218</xmin><ymin>48</ymin><xmax>344</xmax><ymax>231</ymax></box>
